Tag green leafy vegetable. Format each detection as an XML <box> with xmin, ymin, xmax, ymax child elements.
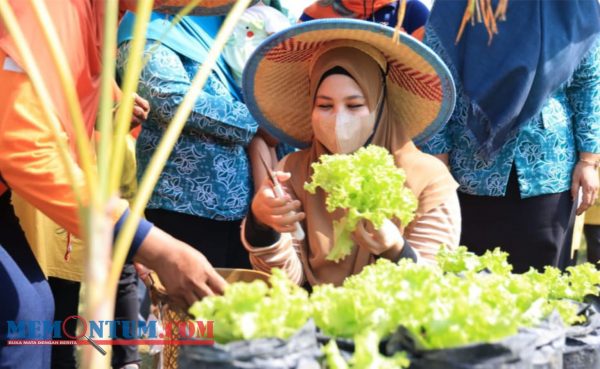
<box><xmin>352</xmin><ymin>331</ymin><xmax>409</xmax><ymax>369</ymax></box>
<box><xmin>188</xmin><ymin>244</ymin><xmax>600</xmax><ymax>367</ymax></box>
<box><xmin>323</xmin><ymin>340</ymin><xmax>349</xmax><ymax>369</ymax></box>
<box><xmin>304</xmin><ymin>145</ymin><xmax>417</xmax><ymax>262</ymax></box>
<box><xmin>323</xmin><ymin>332</ymin><xmax>409</xmax><ymax>369</ymax></box>
<box><xmin>312</xmin><ymin>259</ymin><xmax>530</xmax><ymax>349</ymax></box>
<box><xmin>437</xmin><ymin>245</ymin><xmax>481</xmax><ymax>273</ymax></box>
<box><xmin>437</xmin><ymin>246</ymin><xmax>513</xmax><ymax>275</ymax></box>
<box><xmin>313</xmin><ymin>255</ymin><xmax>600</xmax><ymax>352</ymax></box>
<box><xmin>188</xmin><ymin>269</ymin><xmax>311</xmax><ymax>343</ymax></box>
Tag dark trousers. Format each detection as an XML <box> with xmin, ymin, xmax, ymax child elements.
<box><xmin>585</xmin><ymin>224</ymin><xmax>600</xmax><ymax>265</ymax></box>
<box><xmin>0</xmin><ymin>191</ymin><xmax>54</xmax><ymax>369</ymax></box>
<box><xmin>558</xmin><ymin>219</ymin><xmax>577</xmax><ymax>270</ymax></box>
<box><xmin>49</xmin><ymin>265</ymin><xmax>141</xmax><ymax>369</ymax></box>
<box><xmin>145</xmin><ymin>209</ymin><xmax>250</xmax><ymax>268</ymax></box>
<box><xmin>48</xmin><ymin>278</ymin><xmax>80</xmax><ymax>369</ymax></box>
<box><xmin>459</xmin><ymin>167</ymin><xmax>576</xmax><ymax>273</ymax></box>
<box><xmin>112</xmin><ymin>264</ymin><xmax>141</xmax><ymax>369</ymax></box>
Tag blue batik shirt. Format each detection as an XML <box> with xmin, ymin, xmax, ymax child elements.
<box><xmin>421</xmin><ymin>36</ymin><xmax>600</xmax><ymax>198</ymax></box>
<box><xmin>117</xmin><ymin>42</ymin><xmax>258</xmax><ymax>220</ymax></box>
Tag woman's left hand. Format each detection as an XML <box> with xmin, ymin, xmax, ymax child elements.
<box><xmin>351</xmin><ymin>218</ymin><xmax>404</xmax><ymax>256</ymax></box>
<box><xmin>571</xmin><ymin>159</ymin><xmax>599</xmax><ymax>215</ymax></box>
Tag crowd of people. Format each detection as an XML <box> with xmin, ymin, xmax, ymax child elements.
<box><xmin>0</xmin><ymin>1</ymin><xmax>598</xmax><ymax>369</ymax></box>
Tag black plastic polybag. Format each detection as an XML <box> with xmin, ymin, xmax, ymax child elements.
<box><xmin>385</xmin><ymin>313</ymin><xmax>565</xmax><ymax>369</ymax></box>
<box><xmin>178</xmin><ymin>320</ymin><xmax>321</xmax><ymax>369</ymax></box>
<box><xmin>563</xmin><ymin>296</ymin><xmax>600</xmax><ymax>369</ymax></box>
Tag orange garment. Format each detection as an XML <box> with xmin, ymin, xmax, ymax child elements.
<box><xmin>11</xmin><ymin>135</ymin><xmax>139</xmax><ymax>281</ymax></box>
<box><xmin>304</xmin><ymin>0</ymin><xmax>397</xmax><ymax>19</ymax></box>
<box><xmin>0</xmin><ymin>0</ymin><xmax>103</xmax><ymax>148</ymax></box>
<box><xmin>0</xmin><ymin>0</ymin><xmax>129</xmax><ymax>239</ymax></box>
<box><xmin>0</xmin><ymin>51</ymin><xmax>128</xmax><ymax>237</ymax></box>
<box><xmin>412</xmin><ymin>25</ymin><xmax>425</xmax><ymax>41</ymax></box>
<box><xmin>130</xmin><ymin>125</ymin><xmax>142</xmax><ymax>139</ymax></box>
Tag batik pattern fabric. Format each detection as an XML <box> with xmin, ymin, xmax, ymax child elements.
<box><xmin>117</xmin><ymin>42</ymin><xmax>258</xmax><ymax>220</ymax></box>
<box><xmin>421</xmin><ymin>35</ymin><xmax>600</xmax><ymax>198</ymax></box>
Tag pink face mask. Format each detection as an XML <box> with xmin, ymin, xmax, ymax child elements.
<box><xmin>313</xmin><ymin>110</ymin><xmax>377</xmax><ymax>154</ymax></box>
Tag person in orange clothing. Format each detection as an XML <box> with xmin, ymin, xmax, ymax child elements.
<box><xmin>299</xmin><ymin>0</ymin><xmax>430</xmax><ymax>40</ymax></box>
<box><xmin>0</xmin><ymin>1</ymin><xmax>228</xmax><ymax>368</ymax></box>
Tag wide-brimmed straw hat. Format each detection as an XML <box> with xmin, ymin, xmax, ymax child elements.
<box><xmin>242</xmin><ymin>19</ymin><xmax>456</xmax><ymax>148</ymax></box>
<box><xmin>154</xmin><ymin>0</ymin><xmax>259</xmax><ymax>16</ymax></box>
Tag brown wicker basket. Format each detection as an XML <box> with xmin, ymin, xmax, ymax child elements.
<box><xmin>145</xmin><ymin>268</ymin><xmax>271</xmax><ymax>369</ymax></box>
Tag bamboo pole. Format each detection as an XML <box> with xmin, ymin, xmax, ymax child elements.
<box><xmin>82</xmin><ymin>1</ymin><xmax>121</xmax><ymax>367</ymax></box>
<box><xmin>29</xmin><ymin>0</ymin><xmax>97</xmax><ymax>202</ymax></box>
<box><xmin>96</xmin><ymin>0</ymin><xmax>119</xmax><ymax>204</ymax></box>
<box><xmin>392</xmin><ymin>0</ymin><xmax>406</xmax><ymax>43</ymax></box>
<box><xmin>107</xmin><ymin>0</ymin><xmax>154</xmax><ymax>196</ymax></box>
<box><xmin>0</xmin><ymin>0</ymin><xmax>84</xmax><ymax>208</ymax></box>
<box><xmin>107</xmin><ymin>0</ymin><xmax>253</xmax><ymax>294</ymax></box>
<box><xmin>81</xmin><ymin>207</ymin><xmax>114</xmax><ymax>369</ymax></box>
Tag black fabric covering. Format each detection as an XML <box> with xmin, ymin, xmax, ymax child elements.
<box><xmin>178</xmin><ymin>320</ymin><xmax>321</xmax><ymax>369</ymax></box>
<box><xmin>385</xmin><ymin>313</ymin><xmax>565</xmax><ymax>369</ymax></box>
<box><xmin>563</xmin><ymin>297</ymin><xmax>600</xmax><ymax>369</ymax></box>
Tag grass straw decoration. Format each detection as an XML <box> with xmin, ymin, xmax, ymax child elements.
<box><xmin>0</xmin><ymin>0</ymin><xmax>84</xmax><ymax>207</ymax></box>
<box><xmin>108</xmin><ymin>0</ymin><xmax>154</xmax><ymax>197</ymax></box>
<box><xmin>392</xmin><ymin>0</ymin><xmax>406</xmax><ymax>43</ymax></box>
<box><xmin>455</xmin><ymin>0</ymin><xmax>476</xmax><ymax>44</ymax></box>
<box><xmin>96</xmin><ymin>0</ymin><xmax>120</xmax><ymax>203</ymax></box>
<box><xmin>29</xmin><ymin>0</ymin><xmax>97</xmax><ymax>202</ymax></box>
<box><xmin>107</xmin><ymin>0</ymin><xmax>254</xmax><ymax>300</ymax></box>
<box><xmin>83</xmin><ymin>1</ymin><xmax>121</xmax><ymax>367</ymax></box>
<box><xmin>456</xmin><ymin>0</ymin><xmax>509</xmax><ymax>45</ymax></box>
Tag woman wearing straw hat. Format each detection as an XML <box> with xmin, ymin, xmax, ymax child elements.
<box><xmin>241</xmin><ymin>19</ymin><xmax>461</xmax><ymax>286</ymax></box>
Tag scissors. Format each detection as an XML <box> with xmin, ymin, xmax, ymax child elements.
<box><xmin>258</xmin><ymin>155</ymin><xmax>305</xmax><ymax>241</ymax></box>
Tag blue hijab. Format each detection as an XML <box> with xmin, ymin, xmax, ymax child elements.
<box><xmin>117</xmin><ymin>11</ymin><xmax>242</xmax><ymax>101</ymax></box>
<box><xmin>427</xmin><ymin>0</ymin><xmax>600</xmax><ymax>159</ymax></box>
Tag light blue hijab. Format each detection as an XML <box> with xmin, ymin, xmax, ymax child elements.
<box><xmin>117</xmin><ymin>11</ymin><xmax>242</xmax><ymax>101</ymax></box>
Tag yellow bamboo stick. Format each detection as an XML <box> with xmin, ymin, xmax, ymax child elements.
<box><xmin>108</xmin><ymin>0</ymin><xmax>154</xmax><ymax>196</ymax></box>
<box><xmin>81</xmin><ymin>205</ymin><xmax>114</xmax><ymax>369</ymax></box>
<box><xmin>107</xmin><ymin>0</ymin><xmax>253</xmax><ymax>292</ymax></box>
<box><xmin>96</xmin><ymin>0</ymin><xmax>120</xmax><ymax>204</ymax></box>
<box><xmin>0</xmin><ymin>0</ymin><xmax>84</xmax><ymax>208</ymax></box>
<box><xmin>392</xmin><ymin>0</ymin><xmax>406</xmax><ymax>43</ymax></box>
<box><xmin>82</xmin><ymin>1</ymin><xmax>121</xmax><ymax>367</ymax></box>
<box><xmin>29</xmin><ymin>0</ymin><xmax>98</xmax><ymax>202</ymax></box>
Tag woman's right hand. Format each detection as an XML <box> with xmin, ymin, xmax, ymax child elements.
<box><xmin>251</xmin><ymin>172</ymin><xmax>305</xmax><ymax>233</ymax></box>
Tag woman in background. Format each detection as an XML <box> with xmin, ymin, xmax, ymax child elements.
<box><xmin>117</xmin><ymin>7</ymin><xmax>258</xmax><ymax>268</ymax></box>
<box><xmin>421</xmin><ymin>0</ymin><xmax>600</xmax><ymax>272</ymax></box>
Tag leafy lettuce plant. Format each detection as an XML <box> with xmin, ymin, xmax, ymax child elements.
<box><xmin>304</xmin><ymin>145</ymin><xmax>417</xmax><ymax>262</ymax></box>
<box><xmin>188</xmin><ymin>269</ymin><xmax>311</xmax><ymax>343</ymax></box>
<box><xmin>324</xmin><ymin>331</ymin><xmax>410</xmax><ymax>369</ymax></box>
